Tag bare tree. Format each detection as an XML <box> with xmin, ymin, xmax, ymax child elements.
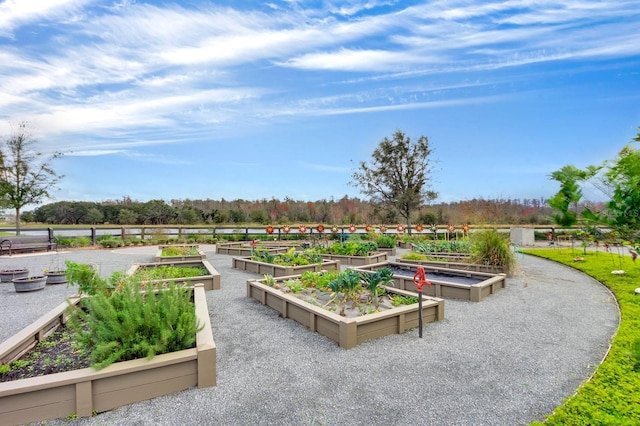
<box><xmin>0</xmin><ymin>122</ymin><xmax>63</xmax><ymax>235</ymax></box>
<box><xmin>350</xmin><ymin>130</ymin><xmax>438</xmax><ymax>227</ymax></box>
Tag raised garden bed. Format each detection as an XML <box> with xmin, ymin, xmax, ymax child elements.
<box><xmin>353</xmin><ymin>261</ymin><xmax>507</xmax><ymax>302</ymax></box>
<box><xmin>398</xmin><ymin>257</ymin><xmax>506</xmax><ymax>274</ymax></box>
<box><xmin>318</xmin><ymin>251</ymin><xmax>388</xmax><ymax>266</ymax></box>
<box><xmin>216</xmin><ymin>241</ymin><xmax>291</xmax><ymax>256</ymax></box>
<box><xmin>154</xmin><ymin>244</ymin><xmax>206</xmax><ymax>262</ymax></box>
<box><xmin>0</xmin><ymin>283</ymin><xmax>216</xmax><ymax>425</ymax></box>
<box><xmin>126</xmin><ymin>259</ymin><xmax>220</xmax><ymax>291</ymax></box>
<box><xmin>232</xmin><ymin>256</ymin><xmax>340</xmax><ymax>277</ymax></box>
<box><xmin>246</xmin><ymin>274</ymin><xmax>444</xmax><ymax>349</ymax></box>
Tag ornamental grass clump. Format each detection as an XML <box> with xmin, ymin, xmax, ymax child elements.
<box><xmin>469</xmin><ymin>230</ymin><xmax>515</xmax><ymax>276</ymax></box>
<box><xmin>66</xmin><ymin>274</ymin><xmax>202</xmax><ymax>370</ymax></box>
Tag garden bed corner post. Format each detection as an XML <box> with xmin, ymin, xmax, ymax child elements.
<box><xmin>413</xmin><ymin>266</ymin><xmax>431</xmax><ymax>339</ymax></box>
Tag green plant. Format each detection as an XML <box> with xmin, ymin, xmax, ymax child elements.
<box><xmin>360</xmin><ymin>267</ymin><xmax>394</xmax><ymax>308</ymax></box>
<box><xmin>67</xmin><ymin>277</ymin><xmax>203</xmax><ymax>370</ymax></box>
<box><xmin>469</xmin><ymin>230</ymin><xmax>515</xmax><ymax>275</ymax></box>
<box><xmin>65</xmin><ymin>261</ymin><xmax>109</xmax><ymax>296</ymax></box>
<box><xmin>374</xmin><ymin>235</ymin><xmax>396</xmax><ymax>249</ymax></box>
<box><xmin>160</xmin><ymin>246</ymin><xmax>199</xmax><ymax>257</ymax></box>
<box><xmin>0</xmin><ymin>364</ymin><xmax>10</xmax><ymax>374</ymax></box>
<box><xmin>389</xmin><ymin>295</ymin><xmax>419</xmax><ymax>306</ymax></box>
<box><xmin>400</xmin><ymin>251</ymin><xmax>428</xmax><ymax>261</ymax></box>
<box><xmin>133</xmin><ymin>265</ymin><xmax>207</xmax><ymax>281</ymax></box>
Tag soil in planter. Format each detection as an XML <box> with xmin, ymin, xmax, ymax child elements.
<box><xmin>0</xmin><ymin>326</ymin><xmax>91</xmax><ymax>382</ymax></box>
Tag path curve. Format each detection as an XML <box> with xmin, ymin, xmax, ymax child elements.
<box><xmin>0</xmin><ymin>247</ymin><xmax>619</xmax><ymax>425</ymax></box>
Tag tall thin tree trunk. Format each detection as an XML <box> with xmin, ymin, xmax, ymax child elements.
<box><xmin>15</xmin><ymin>207</ymin><xmax>21</xmax><ymax>235</ymax></box>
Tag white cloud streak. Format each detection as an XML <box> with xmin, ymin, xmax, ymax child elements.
<box><xmin>0</xmin><ymin>0</ymin><xmax>638</xmax><ymax>149</ymax></box>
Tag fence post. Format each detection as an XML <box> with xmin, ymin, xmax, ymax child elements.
<box><xmin>48</xmin><ymin>227</ymin><xmax>54</xmax><ymax>241</ymax></box>
<box><xmin>91</xmin><ymin>227</ymin><xmax>96</xmax><ymax>245</ymax></box>
<box><xmin>120</xmin><ymin>227</ymin><xmax>126</xmax><ymax>241</ymax></box>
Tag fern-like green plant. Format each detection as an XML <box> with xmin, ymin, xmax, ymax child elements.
<box><xmin>66</xmin><ymin>274</ymin><xmax>202</xmax><ymax>370</ymax></box>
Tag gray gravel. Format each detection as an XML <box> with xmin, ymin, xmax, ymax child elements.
<box><xmin>0</xmin><ymin>246</ymin><xmax>619</xmax><ymax>426</ymax></box>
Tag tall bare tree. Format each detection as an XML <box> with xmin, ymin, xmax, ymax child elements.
<box><xmin>350</xmin><ymin>130</ymin><xmax>438</xmax><ymax>228</ymax></box>
<box><xmin>0</xmin><ymin>122</ymin><xmax>63</xmax><ymax>235</ymax></box>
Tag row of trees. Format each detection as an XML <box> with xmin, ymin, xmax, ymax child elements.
<box><xmin>2</xmin><ymin>123</ymin><xmax>638</xmax><ymax>238</ymax></box>
<box><xmin>23</xmin><ymin>196</ymin><xmax>558</xmax><ymax>226</ymax></box>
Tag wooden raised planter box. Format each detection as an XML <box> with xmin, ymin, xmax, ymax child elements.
<box><xmin>154</xmin><ymin>244</ymin><xmax>206</xmax><ymax>262</ymax></box>
<box><xmin>376</xmin><ymin>247</ymin><xmax>397</xmax><ymax>256</ymax></box>
<box><xmin>398</xmin><ymin>257</ymin><xmax>506</xmax><ymax>274</ymax></box>
<box><xmin>246</xmin><ymin>276</ymin><xmax>444</xmax><ymax>349</ymax></box>
<box><xmin>0</xmin><ymin>284</ymin><xmax>216</xmax><ymax>426</ymax></box>
<box><xmin>318</xmin><ymin>251</ymin><xmax>387</xmax><ymax>266</ymax></box>
<box><xmin>232</xmin><ymin>257</ymin><xmax>340</xmax><ymax>277</ymax></box>
<box><xmin>216</xmin><ymin>242</ymin><xmax>291</xmax><ymax>256</ymax></box>
<box><xmin>354</xmin><ymin>261</ymin><xmax>507</xmax><ymax>302</ymax></box>
<box><xmin>127</xmin><ymin>259</ymin><xmax>221</xmax><ymax>291</ymax></box>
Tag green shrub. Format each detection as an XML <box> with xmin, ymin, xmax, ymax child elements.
<box><xmin>375</xmin><ymin>235</ymin><xmax>396</xmax><ymax>249</ymax></box>
<box><xmin>400</xmin><ymin>251</ymin><xmax>428</xmax><ymax>261</ymax></box>
<box><xmin>468</xmin><ymin>230</ymin><xmax>515</xmax><ymax>275</ymax></box>
<box><xmin>67</xmin><ymin>278</ymin><xmax>202</xmax><ymax>370</ymax></box>
<box><xmin>413</xmin><ymin>240</ymin><xmax>471</xmax><ymax>254</ymax></box>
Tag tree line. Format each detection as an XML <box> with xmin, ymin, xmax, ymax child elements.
<box><xmin>22</xmin><ymin>195</ymin><xmax>559</xmax><ymax>226</ymax></box>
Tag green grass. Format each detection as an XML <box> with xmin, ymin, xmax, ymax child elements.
<box><xmin>524</xmin><ymin>247</ymin><xmax>640</xmax><ymax>425</ymax></box>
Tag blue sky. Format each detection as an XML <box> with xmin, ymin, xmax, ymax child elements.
<box><xmin>1</xmin><ymin>0</ymin><xmax>639</xmax><ymax>206</ymax></box>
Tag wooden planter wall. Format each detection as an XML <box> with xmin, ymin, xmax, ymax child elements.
<box><xmin>127</xmin><ymin>259</ymin><xmax>221</xmax><ymax>291</ymax></box>
<box><xmin>0</xmin><ymin>284</ymin><xmax>216</xmax><ymax>426</ymax></box>
<box><xmin>154</xmin><ymin>244</ymin><xmax>206</xmax><ymax>262</ymax></box>
<box><xmin>215</xmin><ymin>241</ymin><xmax>293</xmax><ymax>256</ymax></box>
<box><xmin>247</xmin><ymin>277</ymin><xmax>444</xmax><ymax>349</ymax></box>
<box><xmin>232</xmin><ymin>257</ymin><xmax>340</xmax><ymax>277</ymax></box>
<box><xmin>318</xmin><ymin>251</ymin><xmax>387</xmax><ymax>266</ymax></box>
<box><xmin>354</xmin><ymin>261</ymin><xmax>507</xmax><ymax>302</ymax></box>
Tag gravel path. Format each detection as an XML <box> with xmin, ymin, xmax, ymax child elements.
<box><xmin>0</xmin><ymin>246</ymin><xmax>619</xmax><ymax>425</ymax></box>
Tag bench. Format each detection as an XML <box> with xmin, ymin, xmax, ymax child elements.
<box><xmin>0</xmin><ymin>235</ymin><xmax>58</xmax><ymax>256</ymax></box>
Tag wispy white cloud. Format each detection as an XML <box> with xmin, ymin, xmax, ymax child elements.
<box><xmin>0</xmin><ymin>0</ymin><xmax>638</xmax><ymax>154</ymax></box>
<box><xmin>0</xmin><ymin>0</ymin><xmax>91</xmax><ymax>37</ymax></box>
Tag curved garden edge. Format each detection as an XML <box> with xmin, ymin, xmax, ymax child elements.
<box><xmin>523</xmin><ymin>249</ymin><xmax>636</xmax><ymax>424</ymax></box>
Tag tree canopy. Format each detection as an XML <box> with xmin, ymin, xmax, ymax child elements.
<box><xmin>0</xmin><ymin>122</ymin><xmax>63</xmax><ymax>234</ymax></box>
<box><xmin>549</xmin><ymin>126</ymin><xmax>640</xmax><ymax>239</ymax></box>
<box><xmin>350</xmin><ymin>130</ymin><xmax>438</xmax><ymax>226</ymax></box>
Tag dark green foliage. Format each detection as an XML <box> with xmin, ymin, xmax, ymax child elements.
<box><xmin>65</xmin><ymin>261</ymin><xmax>111</xmax><ymax>296</ymax></box>
<box><xmin>312</xmin><ymin>241</ymin><xmax>378</xmax><ymax>256</ymax></box>
<box><xmin>350</xmin><ymin>130</ymin><xmax>438</xmax><ymax>224</ymax></box>
<box><xmin>413</xmin><ymin>240</ymin><xmax>471</xmax><ymax>253</ymax></box>
<box><xmin>67</xmin><ymin>279</ymin><xmax>202</xmax><ymax>370</ymax></box>
<box><xmin>133</xmin><ymin>265</ymin><xmax>207</xmax><ymax>280</ymax></box>
<box><xmin>252</xmin><ymin>247</ymin><xmax>322</xmax><ymax>266</ymax></box>
<box><xmin>547</xmin><ymin>165</ymin><xmax>590</xmax><ymax>227</ymax></box>
<box><xmin>374</xmin><ymin>235</ymin><xmax>396</xmax><ymax>249</ymax></box>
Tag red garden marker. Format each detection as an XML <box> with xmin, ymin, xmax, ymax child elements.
<box><xmin>413</xmin><ymin>267</ymin><xmax>431</xmax><ymax>338</ymax></box>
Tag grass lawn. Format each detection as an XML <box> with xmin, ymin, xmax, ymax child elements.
<box><xmin>524</xmin><ymin>247</ymin><xmax>639</xmax><ymax>425</ymax></box>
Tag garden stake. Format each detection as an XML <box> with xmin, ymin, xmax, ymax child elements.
<box><xmin>413</xmin><ymin>266</ymin><xmax>431</xmax><ymax>338</ymax></box>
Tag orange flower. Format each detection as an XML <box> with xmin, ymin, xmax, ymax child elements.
<box><xmin>348</xmin><ymin>224</ymin><xmax>357</xmax><ymax>233</ymax></box>
<box><xmin>415</xmin><ymin>224</ymin><xmax>424</xmax><ymax>232</ymax></box>
<box><xmin>282</xmin><ymin>225</ymin><xmax>291</xmax><ymax>234</ymax></box>
<box><xmin>266</xmin><ymin>225</ymin><xmax>274</xmax><ymax>234</ymax></box>
<box><xmin>298</xmin><ymin>225</ymin><xmax>307</xmax><ymax>234</ymax></box>
<box><xmin>316</xmin><ymin>224</ymin><xmax>325</xmax><ymax>233</ymax></box>
<box><xmin>365</xmin><ymin>224</ymin><xmax>372</xmax><ymax>232</ymax></box>
<box><xmin>396</xmin><ymin>224</ymin><xmax>405</xmax><ymax>233</ymax></box>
